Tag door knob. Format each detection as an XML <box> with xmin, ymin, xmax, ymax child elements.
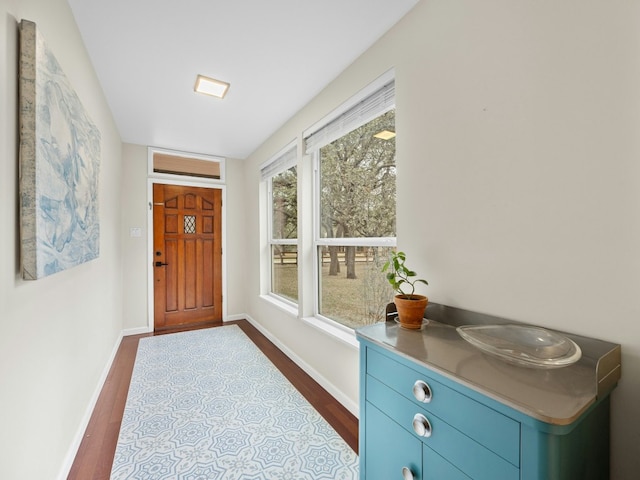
<box><xmin>155</xmin><ymin>261</ymin><xmax>168</xmax><ymax>267</ymax></box>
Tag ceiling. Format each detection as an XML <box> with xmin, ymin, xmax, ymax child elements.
<box><xmin>66</xmin><ymin>0</ymin><xmax>419</xmax><ymax>160</ymax></box>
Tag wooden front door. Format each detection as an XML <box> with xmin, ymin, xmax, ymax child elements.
<box><xmin>153</xmin><ymin>184</ymin><xmax>222</xmax><ymax>329</ymax></box>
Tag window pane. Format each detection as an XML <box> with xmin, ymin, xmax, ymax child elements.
<box><xmin>272</xmin><ymin>166</ymin><xmax>297</xmax><ymax>240</ymax></box>
<box><xmin>184</xmin><ymin>215</ymin><xmax>196</xmax><ymax>234</ymax></box>
<box><xmin>272</xmin><ymin>245</ymin><xmax>298</xmax><ymax>302</ymax></box>
<box><xmin>319</xmin><ymin>110</ymin><xmax>396</xmax><ymax>239</ymax></box>
<box><xmin>318</xmin><ymin>246</ymin><xmax>394</xmax><ymax>329</ymax></box>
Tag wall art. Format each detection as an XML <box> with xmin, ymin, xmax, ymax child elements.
<box><xmin>19</xmin><ymin>20</ymin><xmax>101</xmax><ymax>280</ymax></box>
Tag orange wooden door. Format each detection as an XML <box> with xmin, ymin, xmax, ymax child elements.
<box><xmin>153</xmin><ymin>184</ymin><xmax>222</xmax><ymax>329</ymax></box>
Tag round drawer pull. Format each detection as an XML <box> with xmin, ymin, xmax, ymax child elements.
<box><xmin>401</xmin><ymin>466</ymin><xmax>414</xmax><ymax>480</ymax></box>
<box><xmin>412</xmin><ymin>413</ymin><xmax>432</xmax><ymax>438</ymax></box>
<box><xmin>413</xmin><ymin>380</ymin><xmax>432</xmax><ymax>403</ymax></box>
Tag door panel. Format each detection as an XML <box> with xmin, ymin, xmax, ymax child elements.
<box><xmin>153</xmin><ymin>184</ymin><xmax>222</xmax><ymax>329</ymax></box>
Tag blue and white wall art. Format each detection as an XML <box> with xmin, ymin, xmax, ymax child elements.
<box><xmin>19</xmin><ymin>20</ymin><xmax>101</xmax><ymax>280</ymax></box>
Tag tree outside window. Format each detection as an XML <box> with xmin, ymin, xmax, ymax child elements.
<box><xmin>270</xmin><ymin>165</ymin><xmax>298</xmax><ymax>303</ymax></box>
<box><xmin>317</xmin><ymin>110</ymin><xmax>396</xmax><ymax>328</ymax></box>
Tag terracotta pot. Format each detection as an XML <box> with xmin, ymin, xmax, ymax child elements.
<box><xmin>394</xmin><ymin>294</ymin><xmax>428</xmax><ymax>329</ymax></box>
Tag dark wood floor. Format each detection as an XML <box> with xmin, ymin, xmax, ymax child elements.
<box><xmin>67</xmin><ymin>320</ymin><xmax>359</xmax><ymax>480</ymax></box>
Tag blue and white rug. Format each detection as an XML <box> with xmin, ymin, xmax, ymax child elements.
<box><xmin>110</xmin><ymin>325</ymin><xmax>359</xmax><ymax>479</ymax></box>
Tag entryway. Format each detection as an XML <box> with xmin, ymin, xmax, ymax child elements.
<box><xmin>152</xmin><ymin>183</ymin><xmax>222</xmax><ymax>330</ymax></box>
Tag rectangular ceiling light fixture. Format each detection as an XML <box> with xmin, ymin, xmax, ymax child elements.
<box><xmin>194</xmin><ymin>74</ymin><xmax>230</xmax><ymax>98</ymax></box>
<box><xmin>374</xmin><ymin>130</ymin><xmax>396</xmax><ymax>140</ymax></box>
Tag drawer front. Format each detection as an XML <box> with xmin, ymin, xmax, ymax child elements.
<box><xmin>367</xmin><ymin>375</ymin><xmax>519</xmax><ymax>480</ymax></box>
<box><xmin>365</xmin><ymin>402</ymin><xmax>423</xmax><ymax>480</ymax></box>
<box><xmin>365</xmin><ymin>401</ymin><xmax>475</xmax><ymax>480</ymax></box>
<box><xmin>367</xmin><ymin>347</ymin><xmax>520</xmax><ymax>466</ymax></box>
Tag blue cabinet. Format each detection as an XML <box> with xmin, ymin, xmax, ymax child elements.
<box><xmin>361</xmin><ymin>345</ymin><xmax>519</xmax><ymax>479</ymax></box>
<box><xmin>357</xmin><ymin>306</ymin><xmax>620</xmax><ymax>480</ymax></box>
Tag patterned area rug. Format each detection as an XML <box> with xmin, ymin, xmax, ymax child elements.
<box><xmin>110</xmin><ymin>325</ymin><xmax>359</xmax><ymax>479</ymax></box>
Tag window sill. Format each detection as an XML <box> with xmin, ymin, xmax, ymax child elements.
<box><xmin>301</xmin><ymin>316</ymin><xmax>360</xmax><ymax>349</ymax></box>
<box><xmin>259</xmin><ymin>295</ymin><xmax>360</xmax><ymax>349</ymax></box>
<box><xmin>259</xmin><ymin>294</ymin><xmax>299</xmax><ymax>318</ymax></box>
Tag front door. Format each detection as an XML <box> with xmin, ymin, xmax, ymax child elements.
<box><xmin>153</xmin><ymin>183</ymin><xmax>222</xmax><ymax>329</ymax></box>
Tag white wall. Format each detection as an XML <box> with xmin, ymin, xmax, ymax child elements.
<box><xmin>242</xmin><ymin>1</ymin><xmax>640</xmax><ymax>477</ymax></box>
<box><xmin>121</xmin><ymin>143</ymin><xmax>149</xmax><ymax>330</ymax></box>
<box><xmin>0</xmin><ymin>0</ymin><xmax>124</xmax><ymax>479</ymax></box>
<box><xmin>223</xmin><ymin>158</ymin><xmax>249</xmax><ymax>316</ymax></box>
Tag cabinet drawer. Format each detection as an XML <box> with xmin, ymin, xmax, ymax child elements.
<box><xmin>367</xmin><ymin>375</ymin><xmax>519</xmax><ymax>480</ymax></box>
<box><xmin>365</xmin><ymin>402</ymin><xmax>472</xmax><ymax>480</ymax></box>
<box><xmin>367</xmin><ymin>347</ymin><xmax>520</xmax><ymax>466</ymax></box>
<box><xmin>365</xmin><ymin>402</ymin><xmax>422</xmax><ymax>480</ymax></box>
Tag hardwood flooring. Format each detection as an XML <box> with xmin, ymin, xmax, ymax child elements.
<box><xmin>67</xmin><ymin>320</ymin><xmax>359</xmax><ymax>480</ymax></box>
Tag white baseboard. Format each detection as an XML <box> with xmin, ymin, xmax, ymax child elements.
<box><xmin>57</xmin><ymin>331</ymin><xmax>124</xmax><ymax>480</ymax></box>
<box><xmin>238</xmin><ymin>313</ymin><xmax>360</xmax><ymax>418</ymax></box>
<box><xmin>123</xmin><ymin>325</ymin><xmax>153</xmax><ymax>336</ymax></box>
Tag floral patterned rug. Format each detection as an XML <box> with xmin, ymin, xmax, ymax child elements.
<box><xmin>110</xmin><ymin>325</ymin><xmax>359</xmax><ymax>479</ymax></box>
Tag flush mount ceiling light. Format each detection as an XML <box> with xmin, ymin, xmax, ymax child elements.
<box><xmin>194</xmin><ymin>74</ymin><xmax>230</xmax><ymax>99</ymax></box>
<box><xmin>374</xmin><ymin>130</ymin><xmax>396</xmax><ymax>140</ymax></box>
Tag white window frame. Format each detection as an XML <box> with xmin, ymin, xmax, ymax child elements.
<box><xmin>304</xmin><ymin>70</ymin><xmax>397</xmax><ymax>331</ymax></box>
<box><xmin>262</xmin><ymin>141</ymin><xmax>299</xmax><ymax>307</ymax></box>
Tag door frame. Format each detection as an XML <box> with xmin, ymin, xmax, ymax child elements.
<box><xmin>146</xmin><ymin>165</ymin><xmax>227</xmax><ymax>332</ymax></box>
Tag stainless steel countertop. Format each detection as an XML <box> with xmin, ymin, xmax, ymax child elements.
<box><xmin>356</xmin><ymin>303</ymin><xmax>621</xmax><ymax>425</ymax></box>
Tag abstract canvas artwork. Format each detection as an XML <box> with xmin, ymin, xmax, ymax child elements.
<box><xmin>19</xmin><ymin>20</ymin><xmax>101</xmax><ymax>280</ymax></box>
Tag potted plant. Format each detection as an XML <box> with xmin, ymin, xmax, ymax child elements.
<box><xmin>382</xmin><ymin>251</ymin><xmax>429</xmax><ymax>329</ymax></box>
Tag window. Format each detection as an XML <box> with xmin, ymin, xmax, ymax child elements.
<box><xmin>149</xmin><ymin>147</ymin><xmax>225</xmax><ymax>182</ymax></box>
<box><xmin>262</xmin><ymin>144</ymin><xmax>298</xmax><ymax>304</ymax></box>
<box><xmin>306</xmin><ymin>80</ymin><xmax>396</xmax><ymax>329</ymax></box>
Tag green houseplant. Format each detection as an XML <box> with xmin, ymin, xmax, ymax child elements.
<box><xmin>382</xmin><ymin>251</ymin><xmax>429</xmax><ymax>329</ymax></box>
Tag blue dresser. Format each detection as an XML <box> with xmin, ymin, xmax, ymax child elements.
<box><xmin>356</xmin><ymin>303</ymin><xmax>621</xmax><ymax>480</ymax></box>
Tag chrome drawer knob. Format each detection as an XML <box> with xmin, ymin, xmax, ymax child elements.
<box><xmin>401</xmin><ymin>466</ymin><xmax>414</xmax><ymax>480</ymax></box>
<box><xmin>413</xmin><ymin>380</ymin><xmax>432</xmax><ymax>403</ymax></box>
<box><xmin>412</xmin><ymin>413</ymin><xmax>432</xmax><ymax>438</ymax></box>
